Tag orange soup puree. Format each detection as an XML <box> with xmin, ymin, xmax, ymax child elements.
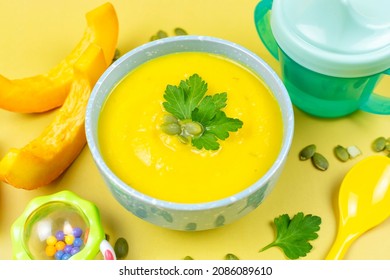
<box><xmin>98</xmin><ymin>52</ymin><xmax>283</xmax><ymax>203</ymax></box>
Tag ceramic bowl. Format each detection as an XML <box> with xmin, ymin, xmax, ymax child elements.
<box><xmin>85</xmin><ymin>36</ymin><xmax>294</xmax><ymax>231</ymax></box>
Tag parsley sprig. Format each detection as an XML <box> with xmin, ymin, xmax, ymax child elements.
<box><xmin>161</xmin><ymin>74</ymin><xmax>243</xmax><ymax>151</ymax></box>
<box><xmin>259</xmin><ymin>212</ymin><xmax>321</xmax><ymax>259</ymax></box>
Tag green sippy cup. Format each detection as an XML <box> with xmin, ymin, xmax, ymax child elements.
<box><xmin>254</xmin><ymin>0</ymin><xmax>390</xmax><ymax>118</ymax></box>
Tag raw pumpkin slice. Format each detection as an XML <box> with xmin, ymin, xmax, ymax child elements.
<box><xmin>0</xmin><ymin>44</ymin><xmax>107</xmax><ymax>190</ymax></box>
<box><xmin>0</xmin><ymin>2</ymin><xmax>118</xmax><ymax>113</ymax></box>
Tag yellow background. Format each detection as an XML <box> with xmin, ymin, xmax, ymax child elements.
<box><xmin>1</xmin><ymin>0</ymin><xmax>390</xmax><ymax>260</ymax></box>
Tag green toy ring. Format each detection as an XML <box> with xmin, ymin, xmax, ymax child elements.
<box><xmin>11</xmin><ymin>190</ymin><xmax>113</xmax><ymax>260</ymax></box>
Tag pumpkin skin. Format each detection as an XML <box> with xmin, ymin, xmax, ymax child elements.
<box><xmin>0</xmin><ymin>2</ymin><xmax>118</xmax><ymax>113</ymax></box>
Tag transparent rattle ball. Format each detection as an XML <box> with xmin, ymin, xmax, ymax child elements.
<box><xmin>25</xmin><ymin>202</ymin><xmax>89</xmax><ymax>260</ymax></box>
<box><xmin>11</xmin><ymin>191</ymin><xmax>106</xmax><ymax>260</ymax></box>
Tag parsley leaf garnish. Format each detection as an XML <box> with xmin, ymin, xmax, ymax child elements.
<box><xmin>259</xmin><ymin>212</ymin><xmax>321</xmax><ymax>259</ymax></box>
<box><xmin>161</xmin><ymin>74</ymin><xmax>243</xmax><ymax>151</ymax></box>
<box><xmin>163</xmin><ymin>74</ymin><xmax>207</xmax><ymax>120</ymax></box>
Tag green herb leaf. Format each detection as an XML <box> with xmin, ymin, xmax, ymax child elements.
<box><xmin>162</xmin><ymin>74</ymin><xmax>243</xmax><ymax>150</ymax></box>
<box><xmin>192</xmin><ymin>131</ymin><xmax>219</xmax><ymax>150</ymax></box>
<box><xmin>163</xmin><ymin>74</ymin><xmax>207</xmax><ymax>120</ymax></box>
<box><xmin>192</xmin><ymin>93</ymin><xmax>226</xmax><ymax>124</ymax></box>
<box><xmin>204</xmin><ymin>111</ymin><xmax>243</xmax><ymax>140</ymax></box>
<box><xmin>259</xmin><ymin>212</ymin><xmax>321</xmax><ymax>260</ymax></box>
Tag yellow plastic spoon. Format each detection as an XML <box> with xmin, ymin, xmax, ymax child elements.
<box><xmin>326</xmin><ymin>155</ymin><xmax>390</xmax><ymax>260</ymax></box>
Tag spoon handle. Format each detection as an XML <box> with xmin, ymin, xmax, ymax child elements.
<box><xmin>325</xmin><ymin>231</ymin><xmax>357</xmax><ymax>260</ymax></box>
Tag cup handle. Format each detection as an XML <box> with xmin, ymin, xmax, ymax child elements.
<box><xmin>360</xmin><ymin>70</ymin><xmax>390</xmax><ymax>114</ymax></box>
<box><xmin>254</xmin><ymin>0</ymin><xmax>279</xmax><ymax>60</ymax></box>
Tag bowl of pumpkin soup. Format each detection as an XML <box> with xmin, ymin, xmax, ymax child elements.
<box><xmin>85</xmin><ymin>36</ymin><xmax>294</xmax><ymax>231</ymax></box>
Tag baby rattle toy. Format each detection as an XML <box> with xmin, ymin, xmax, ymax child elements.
<box><xmin>11</xmin><ymin>190</ymin><xmax>116</xmax><ymax>260</ymax></box>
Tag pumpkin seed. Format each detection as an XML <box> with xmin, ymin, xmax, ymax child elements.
<box><xmin>177</xmin><ymin>134</ymin><xmax>190</xmax><ymax>144</ymax></box>
<box><xmin>225</xmin><ymin>253</ymin><xmax>240</xmax><ymax>260</ymax></box>
<box><xmin>150</xmin><ymin>30</ymin><xmax>168</xmax><ymax>41</ymax></box>
<box><xmin>114</xmin><ymin>237</ymin><xmax>129</xmax><ymax>259</ymax></box>
<box><xmin>157</xmin><ymin>30</ymin><xmax>168</xmax><ymax>39</ymax></box>
<box><xmin>347</xmin><ymin>145</ymin><xmax>361</xmax><ymax>158</ymax></box>
<box><xmin>372</xmin><ymin>136</ymin><xmax>386</xmax><ymax>152</ymax></box>
<box><xmin>299</xmin><ymin>144</ymin><xmax>316</xmax><ymax>160</ymax></box>
<box><xmin>174</xmin><ymin>27</ymin><xmax>188</xmax><ymax>36</ymax></box>
<box><xmin>163</xmin><ymin>114</ymin><xmax>178</xmax><ymax>124</ymax></box>
<box><xmin>161</xmin><ymin>122</ymin><xmax>181</xmax><ymax>135</ymax></box>
<box><xmin>183</xmin><ymin>121</ymin><xmax>203</xmax><ymax>137</ymax></box>
<box><xmin>334</xmin><ymin>145</ymin><xmax>349</xmax><ymax>162</ymax></box>
<box><xmin>312</xmin><ymin>152</ymin><xmax>329</xmax><ymax>171</ymax></box>
<box><xmin>150</xmin><ymin>34</ymin><xmax>159</xmax><ymax>41</ymax></box>
<box><xmin>112</xmin><ymin>49</ymin><xmax>121</xmax><ymax>63</ymax></box>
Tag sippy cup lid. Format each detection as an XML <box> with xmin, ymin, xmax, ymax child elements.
<box><xmin>271</xmin><ymin>0</ymin><xmax>390</xmax><ymax>77</ymax></box>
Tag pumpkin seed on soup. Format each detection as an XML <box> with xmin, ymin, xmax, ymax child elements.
<box><xmin>161</xmin><ymin>122</ymin><xmax>181</xmax><ymax>135</ymax></box>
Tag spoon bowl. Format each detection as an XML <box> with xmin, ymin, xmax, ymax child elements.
<box><xmin>326</xmin><ymin>155</ymin><xmax>390</xmax><ymax>260</ymax></box>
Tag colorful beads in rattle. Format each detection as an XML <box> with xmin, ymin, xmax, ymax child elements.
<box><xmin>45</xmin><ymin>227</ymin><xmax>84</xmax><ymax>260</ymax></box>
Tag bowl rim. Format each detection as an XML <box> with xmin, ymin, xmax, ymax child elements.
<box><xmin>85</xmin><ymin>35</ymin><xmax>294</xmax><ymax>212</ymax></box>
